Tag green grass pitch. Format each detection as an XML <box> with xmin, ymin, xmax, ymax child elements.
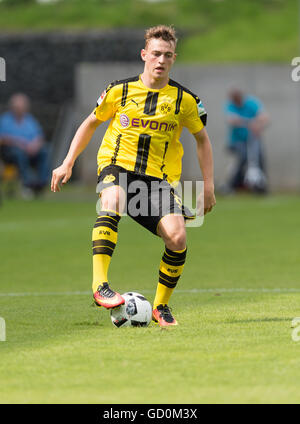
<box><xmin>1</xmin><ymin>193</ymin><xmax>300</xmax><ymax>404</ymax></box>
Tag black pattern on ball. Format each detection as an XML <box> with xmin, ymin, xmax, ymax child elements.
<box><xmin>126</xmin><ymin>299</ymin><xmax>137</xmax><ymax>316</ymax></box>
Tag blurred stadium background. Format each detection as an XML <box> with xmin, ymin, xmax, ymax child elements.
<box><xmin>0</xmin><ymin>0</ymin><xmax>299</xmax><ymax>191</ymax></box>
<box><xmin>1</xmin><ymin>0</ymin><xmax>300</xmax><ymax>405</ymax></box>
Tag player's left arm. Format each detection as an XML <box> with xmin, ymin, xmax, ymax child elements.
<box><xmin>193</xmin><ymin>127</ymin><xmax>216</xmax><ymax>215</ymax></box>
<box><xmin>181</xmin><ymin>93</ymin><xmax>216</xmax><ymax>214</ymax></box>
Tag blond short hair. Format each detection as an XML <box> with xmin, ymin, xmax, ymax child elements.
<box><xmin>144</xmin><ymin>25</ymin><xmax>177</xmax><ymax>48</ymax></box>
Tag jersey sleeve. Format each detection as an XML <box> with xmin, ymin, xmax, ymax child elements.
<box><xmin>181</xmin><ymin>93</ymin><xmax>207</xmax><ymax>134</ymax></box>
<box><xmin>93</xmin><ymin>83</ymin><xmax>117</xmax><ymax>122</ymax></box>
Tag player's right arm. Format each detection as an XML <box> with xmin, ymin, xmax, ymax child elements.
<box><xmin>51</xmin><ymin>113</ymin><xmax>102</xmax><ymax>192</ymax></box>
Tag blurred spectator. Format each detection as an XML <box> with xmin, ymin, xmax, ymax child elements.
<box><xmin>0</xmin><ymin>93</ymin><xmax>49</xmax><ymax>197</ymax></box>
<box><xmin>223</xmin><ymin>88</ymin><xmax>269</xmax><ymax>194</ymax></box>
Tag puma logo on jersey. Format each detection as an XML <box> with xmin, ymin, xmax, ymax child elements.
<box><xmin>131</xmin><ymin>99</ymin><xmax>139</xmax><ymax>107</ymax></box>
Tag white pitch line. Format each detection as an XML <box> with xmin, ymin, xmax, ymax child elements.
<box><xmin>1</xmin><ymin>288</ymin><xmax>300</xmax><ymax>297</ymax></box>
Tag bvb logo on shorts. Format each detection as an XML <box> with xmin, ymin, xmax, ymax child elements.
<box><xmin>103</xmin><ymin>174</ymin><xmax>116</xmax><ymax>184</ymax></box>
<box><xmin>160</xmin><ymin>103</ymin><xmax>172</xmax><ymax>114</ymax></box>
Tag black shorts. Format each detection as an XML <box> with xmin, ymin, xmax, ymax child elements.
<box><xmin>97</xmin><ymin>165</ymin><xmax>195</xmax><ymax>235</ymax></box>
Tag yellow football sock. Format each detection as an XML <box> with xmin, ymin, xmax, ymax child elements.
<box><xmin>153</xmin><ymin>247</ymin><xmax>187</xmax><ymax>309</ymax></box>
<box><xmin>92</xmin><ymin>210</ymin><xmax>120</xmax><ymax>293</ymax></box>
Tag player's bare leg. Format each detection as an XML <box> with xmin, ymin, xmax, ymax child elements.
<box><xmin>157</xmin><ymin>214</ymin><xmax>186</xmax><ymax>251</ymax></box>
<box><xmin>92</xmin><ymin>185</ymin><xmax>126</xmax><ymax>309</ymax></box>
<box><xmin>152</xmin><ymin>214</ymin><xmax>187</xmax><ymax>326</ymax></box>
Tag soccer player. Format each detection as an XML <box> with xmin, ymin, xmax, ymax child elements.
<box><xmin>51</xmin><ymin>25</ymin><xmax>216</xmax><ymax>327</ymax></box>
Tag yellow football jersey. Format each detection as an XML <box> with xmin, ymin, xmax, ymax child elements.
<box><xmin>93</xmin><ymin>75</ymin><xmax>207</xmax><ymax>183</ymax></box>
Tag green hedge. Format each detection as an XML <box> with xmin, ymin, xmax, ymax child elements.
<box><xmin>0</xmin><ymin>0</ymin><xmax>297</xmax><ymax>62</ymax></box>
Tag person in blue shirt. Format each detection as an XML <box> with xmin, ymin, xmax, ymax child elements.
<box><xmin>224</xmin><ymin>88</ymin><xmax>269</xmax><ymax>192</ymax></box>
<box><xmin>0</xmin><ymin>93</ymin><xmax>49</xmax><ymax>195</ymax></box>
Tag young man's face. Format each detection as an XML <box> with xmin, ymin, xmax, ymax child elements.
<box><xmin>141</xmin><ymin>38</ymin><xmax>176</xmax><ymax>80</ymax></box>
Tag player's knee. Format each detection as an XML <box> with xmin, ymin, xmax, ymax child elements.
<box><xmin>164</xmin><ymin>228</ymin><xmax>186</xmax><ymax>251</ymax></box>
<box><xmin>100</xmin><ymin>186</ymin><xmax>125</xmax><ymax>213</ymax></box>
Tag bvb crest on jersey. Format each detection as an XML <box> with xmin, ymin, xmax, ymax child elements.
<box><xmin>160</xmin><ymin>103</ymin><xmax>172</xmax><ymax>114</ymax></box>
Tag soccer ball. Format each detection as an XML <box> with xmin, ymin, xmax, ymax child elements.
<box><xmin>110</xmin><ymin>292</ymin><xmax>152</xmax><ymax>328</ymax></box>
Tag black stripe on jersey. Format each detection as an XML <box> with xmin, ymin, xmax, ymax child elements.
<box><xmin>160</xmin><ymin>141</ymin><xmax>169</xmax><ymax>173</ymax></box>
<box><xmin>134</xmin><ymin>134</ymin><xmax>151</xmax><ymax>174</ymax></box>
<box><xmin>168</xmin><ymin>79</ymin><xmax>200</xmax><ymax>104</ymax></box>
<box><xmin>121</xmin><ymin>82</ymin><xmax>128</xmax><ymax>107</ymax></box>
<box><xmin>169</xmin><ymin>79</ymin><xmax>208</xmax><ymax>125</ymax></box>
<box><xmin>143</xmin><ymin>92</ymin><xmax>159</xmax><ymax>116</ymax></box>
<box><xmin>111</xmin><ymin>134</ymin><xmax>122</xmax><ymax>165</ymax></box>
<box><xmin>175</xmin><ymin>87</ymin><xmax>183</xmax><ymax>115</ymax></box>
<box><xmin>106</xmin><ymin>75</ymin><xmax>139</xmax><ymax>93</ymax></box>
